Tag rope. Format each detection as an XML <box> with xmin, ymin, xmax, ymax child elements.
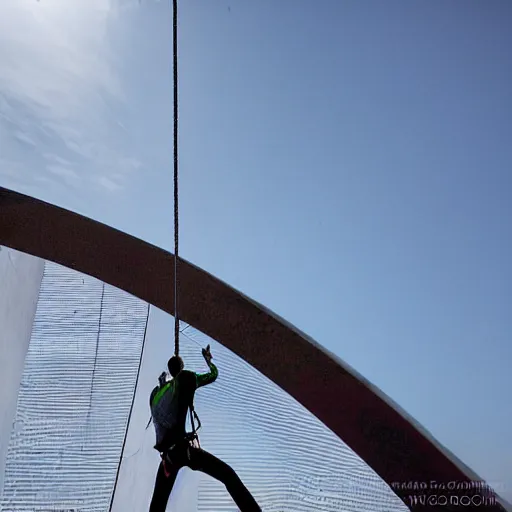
<box><xmin>173</xmin><ymin>0</ymin><xmax>180</xmax><ymax>357</ymax></box>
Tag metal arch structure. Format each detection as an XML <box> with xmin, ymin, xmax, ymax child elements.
<box><xmin>0</xmin><ymin>186</ymin><xmax>506</xmax><ymax>512</ymax></box>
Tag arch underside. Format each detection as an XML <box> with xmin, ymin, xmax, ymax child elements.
<box><xmin>0</xmin><ymin>186</ymin><xmax>505</xmax><ymax>512</ymax></box>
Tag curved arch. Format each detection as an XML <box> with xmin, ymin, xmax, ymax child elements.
<box><xmin>0</xmin><ymin>186</ymin><xmax>505</xmax><ymax>511</ymax></box>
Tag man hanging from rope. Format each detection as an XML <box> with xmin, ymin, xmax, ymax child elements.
<box><xmin>148</xmin><ymin>344</ymin><xmax>262</xmax><ymax>512</ymax></box>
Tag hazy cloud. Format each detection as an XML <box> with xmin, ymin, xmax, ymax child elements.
<box><xmin>46</xmin><ymin>164</ymin><xmax>81</xmax><ymax>188</ymax></box>
<box><xmin>0</xmin><ymin>0</ymin><xmax>142</xmax><ymax>194</ymax></box>
<box><xmin>98</xmin><ymin>176</ymin><xmax>123</xmax><ymax>192</ymax></box>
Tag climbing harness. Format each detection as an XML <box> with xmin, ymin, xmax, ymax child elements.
<box><xmin>189</xmin><ymin>402</ymin><xmax>201</xmax><ymax>449</ymax></box>
<box><xmin>158</xmin><ymin>400</ymin><xmax>202</xmax><ymax>478</ymax></box>
<box><xmin>189</xmin><ymin>403</ymin><xmax>201</xmax><ymax>435</ymax></box>
<box><xmin>161</xmin><ymin>431</ymin><xmax>200</xmax><ymax>477</ymax></box>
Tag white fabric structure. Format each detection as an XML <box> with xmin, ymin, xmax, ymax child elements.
<box><xmin>0</xmin><ymin>259</ymin><xmax>410</xmax><ymax>511</ymax></box>
<box><xmin>1</xmin><ymin>254</ymin><xmax>509</xmax><ymax>511</ymax></box>
<box><xmin>1</xmin><ymin>262</ymin><xmax>148</xmax><ymax>512</ymax></box>
<box><xmin>111</xmin><ymin>306</ymin><xmax>407</xmax><ymax>512</ymax></box>
<box><xmin>0</xmin><ymin>247</ymin><xmax>44</xmax><ymax>496</ymax></box>
<box><xmin>110</xmin><ymin>306</ymin><xmax>202</xmax><ymax>512</ymax></box>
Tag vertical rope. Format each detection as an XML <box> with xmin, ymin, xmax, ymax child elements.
<box><xmin>173</xmin><ymin>0</ymin><xmax>180</xmax><ymax>357</ymax></box>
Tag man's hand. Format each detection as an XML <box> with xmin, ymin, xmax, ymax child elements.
<box><xmin>202</xmin><ymin>344</ymin><xmax>213</xmax><ymax>366</ymax></box>
<box><xmin>158</xmin><ymin>371</ymin><xmax>167</xmax><ymax>386</ymax></box>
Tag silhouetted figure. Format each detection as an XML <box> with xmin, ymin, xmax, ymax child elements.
<box><xmin>148</xmin><ymin>345</ymin><xmax>261</xmax><ymax>512</ymax></box>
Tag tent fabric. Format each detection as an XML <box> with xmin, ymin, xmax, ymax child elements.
<box><xmin>113</xmin><ymin>305</ymin><xmax>410</xmax><ymax>511</ymax></box>
<box><xmin>0</xmin><ymin>262</ymin><xmax>149</xmax><ymax>512</ymax></box>
<box><xmin>0</xmin><ymin>246</ymin><xmax>44</xmax><ymax>496</ymax></box>
<box><xmin>0</xmin><ymin>186</ymin><xmax>508</xmax><ymax>511</ymax></box>
<box><xmin>1</xmin><ymin>261</ymin><xmax>407</xmax><ymax>511</ymax></box>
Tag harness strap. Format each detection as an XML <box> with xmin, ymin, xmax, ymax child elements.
<box><xmin>190</xmin><ymin>404</ymin><xmax>201</xmax><ymax>431</ymax></box>
<box><xmin>189</xmin><ymin>404</ymin><xmax>201</xmax><ymax>447</ymax></box>
<box><xmin>161</xmin><ymin>453</ymin><xmax>172</xmax><ymax>478</ymax></box>
<box><xmin>161</xmin><ymin>432</ymin><xmax>198</xmax><ymax>478</ymax></box>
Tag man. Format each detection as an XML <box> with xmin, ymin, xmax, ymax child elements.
<box><xmin>149</xmin><ymin>345</ymin><xmax>261</xmax><ymax>512</ymax></box>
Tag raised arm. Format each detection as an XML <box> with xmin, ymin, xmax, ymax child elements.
<box><xmin>195</xmin><ymin>345</ymin><xmax>218</xmax><ymax>389</ymax></box>
<box><xmin>195</xmin><ymin>362</ymin><xmax>218</xmax><ymax>388</ymax></box>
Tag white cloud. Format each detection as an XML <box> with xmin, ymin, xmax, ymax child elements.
<box><xmin>42</xmin><ymin>154</ymin><xmax>72</xmax><ymax>167</ymax></box>
<box><xmin>98</xmin><ymin>175</ymin><xmax>122</xmax><ymax>192</ymax></box>
<box><xmin>46</xmin><ymin>164</ymin><xmax>81</xmax><ymax>187</ymax></box>
<box><xmin>0</xmin><ymin>0</ymin><xmax>142</xmax><ymax>194</ymax></box>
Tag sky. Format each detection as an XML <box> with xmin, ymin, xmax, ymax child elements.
<box><xmin>0</xmin><ymin>0</ymin><xmax>511</xmax><ymax>502</ymax></box>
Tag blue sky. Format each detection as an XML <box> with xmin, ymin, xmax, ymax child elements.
<box><xmin>1</xmin><ymin>0</ymin><xmax>511</xmax><ymax>501</ymax></box>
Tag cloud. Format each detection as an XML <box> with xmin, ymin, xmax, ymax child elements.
<box><xmin>98</xmin><ymin>176</ymin><xmax>123</xmax><ymax>192</ymax></box>
<box><xmin>46</xmin><ymin>164</ymin><xmax>81</xmax><ymax>187</ymax></box>
<box><xmin>42</xmin><ymin>154</ymin><xmax>73</xmax><ymax>167</ymax></box>
<box><xmin>0</xmin><ymin>0</ymin><xmax>142</xmax><ymax>194</ymax></box>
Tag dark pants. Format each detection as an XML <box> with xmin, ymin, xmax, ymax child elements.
<box><xmin>149</xmin><ymin>442</ymin><xmax>261</xmax><ymax>512</ymax></box>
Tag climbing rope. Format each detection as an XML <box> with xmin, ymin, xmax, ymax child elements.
<box><xmin>173</xmin><ymin>0</ymin><xmax>180</xmax><ymax>357</ymax></box>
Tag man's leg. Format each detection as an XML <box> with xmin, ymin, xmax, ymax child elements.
<box><xmin>149</xmin><ymin>459</ymin><xmax>179</xmax><ymax>512</ymax></box>
<box><xmin>187</xmin><ymin>447</ymin><xmax>261</xmax><ymax>512</ymax></box>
